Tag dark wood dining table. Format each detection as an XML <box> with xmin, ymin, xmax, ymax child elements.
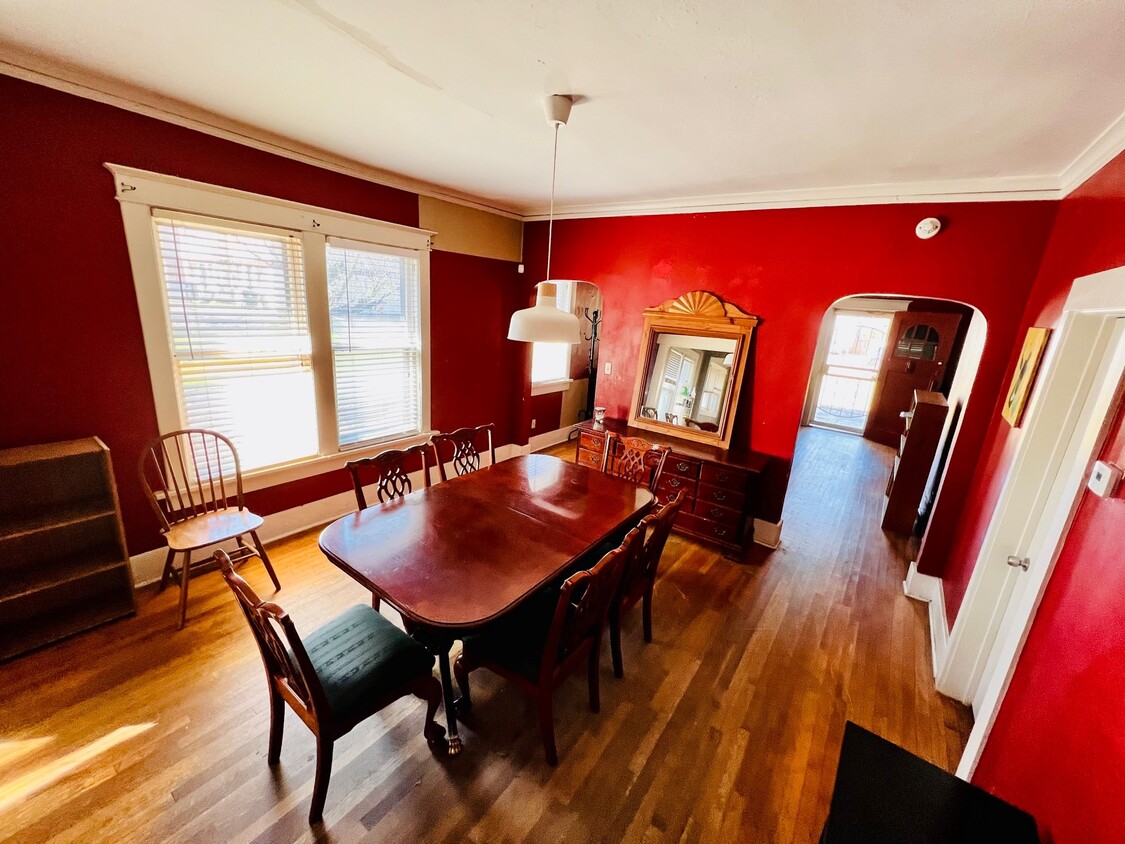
<box><xmin>318</xmin><ymin>453</ymin><xmax>655</xmax><ymax>754</ymax></box>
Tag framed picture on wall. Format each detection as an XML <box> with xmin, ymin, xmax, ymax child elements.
<box><xmin>1002</xmin><ymin>327</ymin><xmax>1051</xmax><ymax>427</ymax></box>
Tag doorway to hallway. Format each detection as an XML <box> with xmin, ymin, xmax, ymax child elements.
<box><xmin>808</xmin><ymin>311</ymin><xmax>893</xmax><ymax>433</ymax></box>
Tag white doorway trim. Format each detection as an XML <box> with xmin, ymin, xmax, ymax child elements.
<box><xmin>943</xmin><ymin>265</ymin><xmax>1125</xmax><ymax>778</ymax></box>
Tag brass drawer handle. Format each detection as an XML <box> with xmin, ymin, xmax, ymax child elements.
<box><xmin>714</xmin><ymin>526</ymin><xmax>729</xmax><ymax>537</ymax></box>
<box><xmin>713</xmin><ymin>490</ymin><xmax>727</xmax><ymax>502</ymax></box>
<box><xmin>709</xmin><ymin>508</ymin><xmax>723</xmax><ymax>519</ymax></box>
<box><xmin>668</xmin><ymin>477</ymin><xmax>682</xmax><ymax>488</ymax></box>
<box><xmin>677</xmin><ymin>461</ymin><xmax>692</xmax><ymax>473</ymax></box>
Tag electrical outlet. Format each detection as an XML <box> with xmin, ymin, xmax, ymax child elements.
<box><xmin>530</xmin><ymin>419</ymin><xmax>537</xmax><ymax>430</ymax></box>
<box><xmin>604</xmin><ymin>361</ymin><xmax>612</xmax><ymax>375</ymax></box>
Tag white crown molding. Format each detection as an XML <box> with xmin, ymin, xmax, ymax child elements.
<box><xmin>1057</xmin><ymin>109</ymin><xmax>1125</xmax><ymax>196</ymax></box>
<box><xmin>0</xmin><ymin>46</ymin><xmax>522</xmax><ymax>221</ymax></box>
<box><xmin>522</xmin><ymin>178</ymin><xmax>1064</xmax><ymax>221</ymax></box>
<box><xmin>6</xmin><ymin>43</ymin><xmax>1125</xmax><ymax>222</ymax></box>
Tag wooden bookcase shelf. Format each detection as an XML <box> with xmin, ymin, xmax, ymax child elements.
<box><xmin>0</xmin><ymin>438</ymin><xmax>136</xmax><ymax>661</ymax></box>
<box><xmin>882</xmin><ymin>390</ymin><xmax>949</xmax><ymax>535</ymax></box>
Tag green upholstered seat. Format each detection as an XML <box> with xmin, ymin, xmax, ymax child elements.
<box><xmin>300</xmin><ymin>604</ymin><xmax>435</xmax><ymax>726</ymax></box>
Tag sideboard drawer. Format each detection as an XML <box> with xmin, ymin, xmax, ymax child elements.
<box><xmin>657</xmin><ymin>473</ymin><xmax>697</xmax><ymax>501</ymax></box>
<box><xmin>578</xmin><ymin>430</ymin><xmax>607</xmax><ymax>453</ymax></box>
<box><xmin>677</xmin><ymin>511</ymin><xmax>741</xmax><ymax>545</ymax></box>
<box><xmin>696</xmin><ymin>481</ymin><xmax>746</xmax><ymax>512</ymax></box>
<box><xmin>700</xmin><ymin>463</ymin><xmax>750</xmax><ymax>491</ymax></box>
<box><xmin>693</xmin><ymin>500</ymin><xmax>742</xmax><ymax>529</ymax></box>
<box><xmin>576</xmin><ymin>447</ymin><xmax>603</xmax><ymax>470</ymax></box>
<box><xmin>665</xmin><ymin>454</ymin><xmax>702</xmax><ymax>480</ymax></box>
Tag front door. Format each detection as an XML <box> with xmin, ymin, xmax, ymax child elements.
<box><xmin>864</xmin><ymin>311</ymin><xmax>962</xmax><ymax>446</ymax></box>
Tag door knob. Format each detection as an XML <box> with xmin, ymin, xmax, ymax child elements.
<box><xmin>1006</xmin><ymin>555</ymin><xmax>1030</xmax><ymax>571</ymax></box>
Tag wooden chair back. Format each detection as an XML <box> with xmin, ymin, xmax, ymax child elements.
<box><xmin>602</xmin><ymin>433</ymin><xmax>670</xmax><ymax>492</ymax></box>
<box><xmin>345</xmin><ymin>443</ymin><xmax>434</xmax><ymax>510</ymax></box>
<box><xmin>640</xmin><ymin>406</ymin><xmax>658</xmax><ymax>419</ymax></box>
<box><xmin>215</xmin><ymin>551</ymin><xmax>327</xmax><ymax>726</ymax></box>
<box><xmin>431</xmin><ymin>423</ymin><xmax>497</xmax><ymax>481</ymax></box>
<box><xmin>138</xmin><ymin>429</ymin><xmax>246</xmax><ymax>532</ymax></box>
<box><xmin>641</xmin><ymin>490</ymin><xmax>686</xmax><ymax>581</ymax></box>
<box><xmin>542</xmin><ymin>527</ymin><xmax>638</xmax><ymax>676</ymax></box>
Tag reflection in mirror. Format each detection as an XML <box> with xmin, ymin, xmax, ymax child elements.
<box><xmin>640</xmin><ymin>333</ymin><xmax>738</xmax><ymax>433</ymax></box>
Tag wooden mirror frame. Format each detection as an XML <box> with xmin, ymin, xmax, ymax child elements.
<box><xmin>628</xmin><ymin>291</ymin><xmax>759</xmax><ymax>449</ymax></box>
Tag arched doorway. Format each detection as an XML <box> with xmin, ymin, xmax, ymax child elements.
<box><xmin>798</xmin><ymin>294</ymin><xmax>987</xmax><ymax>541</ymax></box>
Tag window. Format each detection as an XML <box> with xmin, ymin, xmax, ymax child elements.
<box><xmin>895</xmin><ymin>324</ymin><xmax>940</xmax><ymax>360</ymax></box>
<box><xmin>155</xmin><ymin>216</ymin><xmax>319</xmax><ymax>470</ymax></box>
<box><xmin>113</xmin><ymin>165</ymin><xmax>431</xmax><ymax>483</ymax></box>
<box><xmin>530</xmin><ymin>281</ymin><xmax>574</xmax><ymax>391</ymax></box>
<box><xmin>327</xmin><ymin>240</ymin><xmax>423</xmax><ymax>447</ymax></box>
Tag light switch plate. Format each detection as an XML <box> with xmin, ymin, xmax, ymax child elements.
<box><xmin>604</xmin><ymin>361</ymin><xmax>612</xmax><ymax>375</ymax></box>
<box><xmin>1088</xmin><ymin>461</ymin><xmax>1122</xmax><ymax>498</ymax></box>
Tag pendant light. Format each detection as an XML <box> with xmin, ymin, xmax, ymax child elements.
<box><xmin>507</xmin><ymin>94</ymin><xmax>583</xmax><ymax>344</ymax></box>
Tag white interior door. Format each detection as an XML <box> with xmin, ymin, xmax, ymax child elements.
<box><xmin>958</xmin><ymin>321</ymin><xmax>1125</xmax><ymax>778</ymax></box>
<box><xmin>970</xmin><ymin>319</ymin><xmax>1125</xmax><ymax>715</ymax></box>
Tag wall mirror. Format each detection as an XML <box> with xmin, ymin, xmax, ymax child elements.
<box><xmin>628</xmin><ymin>291</ymin><xmax>759</xmax><ymax>449</ymax></box>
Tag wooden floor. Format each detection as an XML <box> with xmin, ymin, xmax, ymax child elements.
<box><xmin>0</xmin><ymin>427</ymin><xmax>971</xmax><ymax>843</ymax></box>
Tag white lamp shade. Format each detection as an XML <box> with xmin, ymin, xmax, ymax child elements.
<box><xmin>722</xmin><ymin>353</ymin><xmax>734</xmax><ymax>367</ymax></box>
<box><xmin>507</xmin><ymin>282</ymin><xmax>581</xmax><ymax>344</ymax></box>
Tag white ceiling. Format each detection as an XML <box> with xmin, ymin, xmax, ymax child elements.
<box><xmin>3</xmin><ymin>0</ymin><xmax>1125</xmax><ymax>217</ymax></box>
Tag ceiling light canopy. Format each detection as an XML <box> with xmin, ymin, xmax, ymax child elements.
<box><xmin>507</xmin><ymin>95</ymin><xmax>583</xmax><ymax>345</ymax></box>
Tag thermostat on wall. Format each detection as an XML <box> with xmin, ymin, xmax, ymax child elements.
<box><xmin>1087</xmin><ymin>461</ymin><xmax>1122</xmax><ymax>498</ymax></box>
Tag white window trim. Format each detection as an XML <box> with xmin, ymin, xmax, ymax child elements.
<box><xmin>530</xmin><ymin>378</ymin><xmax>573</xmax><ymax>396</ymax></box>
<box><xmin>108</xmin><ymin>163</ymin><xmax>434</xmax><ymax>490</ymax></box>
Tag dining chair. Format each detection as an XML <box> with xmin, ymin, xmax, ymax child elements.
<box><xmin>601</xmin><ymin>432</ymin><xmax>671</xmax><ymax>493</ymax></box>
<box><xmin>640</xmin><ymin>406</ymin><xmax>658</xmax><ymax>419</ymax></box>
<box><xmin>664</xmin><ymin>413</ymin><xmax>678</xmax><ymax>424</ymax></box>
<box><xmin>453</xmin><ymin>527</ymin><xmax>639</xmax><ymax>765</ymax></box>
<box><xmin>609</xmin><ymin>491</ymin><xmax>687</xmax><ymax>678</ymax></box>
<box><xmin>215</xmin><ymin>550</ymin><xmax>445</xmax><ymax>824</ymax></box>
<box><xmin>345</xmin><ymin>443</ymin><xmax>434</xmax><ymax>510</ymax></box>
<box><xmin>431</xmin><ymin>423</ymin><xmax>497</xmax><ymax>481</ymax></box>
<box><xmin>138</xmin><ymin>428</ymin><xmax>280</xmax><ymax>630</ymax></box>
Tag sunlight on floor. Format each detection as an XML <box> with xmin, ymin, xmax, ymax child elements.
<box><xmin>0</xmin><ymin>724</ymin><xmax>155</xmax><ymax>814</ymax></box>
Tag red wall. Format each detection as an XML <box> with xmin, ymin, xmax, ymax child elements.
<box><xmin>972</xmin><ymin>398</ymin><xmax>1125</xmax><ymax>842</ymax></box>
<box><xmin>0</xmin><ymin>74</ymin><xmax>520</xmax><ymax>555</ymax></box>
<box><xmin>939</xmin><ymin>148</ymin><xmax>1125</xmax><ymax>619</ymax></box>
<box><xmin>523</xmin><ymin>202</ymin><xmax>1057</xmax><ymax>526</ymax></box>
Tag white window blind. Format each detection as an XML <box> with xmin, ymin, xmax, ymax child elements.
<box><xmin>154</xmin><ymin>215</ymin><xmax>319</xmax><ymax>471</ymax></box>
<box><xmin>326</xmin><ymin>240</ymin><xmax>423</xmax><ymax>447</ymax></box>
<box><xmin>531</xmin><ymin>281</ymin><xmax>574</xmax><ymax>384</ymax></box>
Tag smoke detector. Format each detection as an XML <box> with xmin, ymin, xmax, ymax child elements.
<box><xmin>915</xmin><ymin>217</ymin><xmax>942</xmax><ymax>239</ymax></box>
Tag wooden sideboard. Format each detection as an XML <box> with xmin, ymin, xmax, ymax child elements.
<box><xmin>574</xmin><ymin>419</ymin><xmax>768</xmax><ymax>556</ymax></box>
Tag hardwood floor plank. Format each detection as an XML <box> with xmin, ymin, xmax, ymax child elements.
<box><xmin>0</xmin><ymin>428</ymin><xmax>971</xmax><ymax>842</ymax></box>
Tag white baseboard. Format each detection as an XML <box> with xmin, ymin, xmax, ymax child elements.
<box><xmin>130</xmin><ymin>488</ymin><xmax>364</xmax><ymax>587</ymax></box>
<box><xmin>495</xmin><ymin>443</ymin><xmax>526</xmax><ymax>460</ymax></box>
<box><xmin>528</xmin><ymin>425</ymin><xmax>576</xmax><ymax>452</ymax></box>
<box><xmin>903</xmin><ymin>560</ymin><xmax>949</xmax><ymax>677</ymax></box>
<box><xmin>752</xmin><ymin>518</ymin><xmax>783</xmax><ymax>549</ymax></box>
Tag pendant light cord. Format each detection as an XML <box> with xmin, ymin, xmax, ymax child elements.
<box><xmin>546</xmin><ymin>121</ymin><xmax>559</xmax><ymax>284</ymax></box>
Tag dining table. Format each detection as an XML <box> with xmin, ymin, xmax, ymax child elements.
<box><xmin>317</xmin><ymin>452</ymin><xmax>656</xmax><ymax>754</ymax></box>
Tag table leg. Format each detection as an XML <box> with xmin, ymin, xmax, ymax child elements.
<box><xmin>436</xmin><ymin>646</ymin><xmax>462</xmax><ymax>756</ymax></box>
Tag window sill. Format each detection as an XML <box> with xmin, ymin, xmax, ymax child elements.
<box><xmin>531</xmin><ymin>379</ymin><xmax>573</xmax><ymax>397</ymax></box>
<box><xmin>241</xmin><ymin>431</ymin><xmax>437</xmax><ymax>493</ymax></box>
